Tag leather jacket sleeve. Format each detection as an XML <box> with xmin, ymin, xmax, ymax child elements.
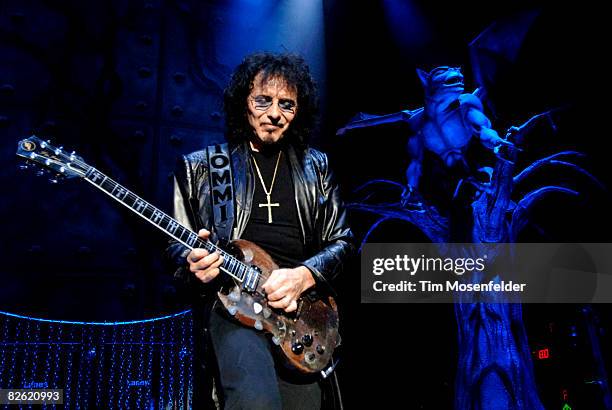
<box><xmin>165</xmin><ymin>154</ymin><xmax>205</xmax><ymax>289</ymax></box>
<box><xmin>301</xmin><ymin>151</ymin><xmax>355</xmax><ymax>295</ymax></box>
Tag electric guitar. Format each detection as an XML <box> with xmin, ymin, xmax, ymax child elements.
<box><xmin>16</xmin><ymin>136</ymin><xmax>340</xmax><ymax>375</ymax></box>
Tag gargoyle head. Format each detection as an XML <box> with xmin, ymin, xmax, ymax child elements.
<box><xmin>417</xmin><ymin>66</ymin><xmax>464</xmax><ymax>101</ymax></box>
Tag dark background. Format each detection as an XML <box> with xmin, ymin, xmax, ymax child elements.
<box><xmin>1</xmin><ymin>0</ymin><xmax>609</xmax><ymax>408</ymax></box>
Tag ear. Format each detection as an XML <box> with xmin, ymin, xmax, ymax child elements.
<box><xmin>416</xmin><ymin>68</ymin><xmax>429</xmax><ymax>87</ymax></box>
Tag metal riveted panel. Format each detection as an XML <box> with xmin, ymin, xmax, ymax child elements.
<box><xmin>0</xmin><ymin>0</ymin><xmax>246</xmax><ymax>321</ymax></box>
<box><xmin>110</xmin><ymin>0</ymin><xmax>162</xmax><ymax>120</ymax></box>
<box><xmin>159</xmin><ymin>3</ymin><xmax>228</xmax><ymax>128</ymax></box>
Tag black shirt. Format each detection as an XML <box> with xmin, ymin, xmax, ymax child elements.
<box><xmin>240</xmin><ymin>145</ymin><xmax>306</xmax><ymax>268</ymax></box>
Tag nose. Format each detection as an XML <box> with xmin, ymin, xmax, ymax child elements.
<box><xmin>267</xmin><ymin>103</ymin><xmax>281</xmax><ymax>124</ymax></box>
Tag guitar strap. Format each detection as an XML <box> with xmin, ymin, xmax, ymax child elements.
<box><xmin>207</xmin><ymin>143</ymin><xmax>235</xmax><ymax>246</ymax></box>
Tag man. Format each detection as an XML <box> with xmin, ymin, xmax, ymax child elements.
<box><xmin>166</xmin><ymin>52</ymin><xmax>354</xmax><ymax>409</ymax></box>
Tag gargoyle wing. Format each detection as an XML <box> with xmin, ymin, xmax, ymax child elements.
<box><xmin>469</xmin><ymin>9</ymin><xmax>540</xmax><ymax>118</ymax></box>
<box><xmin>336</xmin><ymin>108</ymin><xmax>423</xmax><ymax>136</ymax></box>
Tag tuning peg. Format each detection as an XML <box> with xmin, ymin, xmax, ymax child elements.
<box><xmin>49</xmin><ymin>177</ymin><xmax>59</xmax><ymax>184</ymax></box>
<box><xmin>36</xmin><ymin>170</ymin><xmax>45</xmax><ymax>177</ymax></box>
<box><xmin>18</xmin><ymin>163</ymin><xmax>29</xmax><ymax>170</ymax></box>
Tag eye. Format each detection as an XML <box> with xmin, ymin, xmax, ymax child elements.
<box><xmin>252</xmin><ymin>95</ymin><xmax>273</xmax><ymax>110</ymax></box>
<box><xmin>279</xmin><ymin>99</ymin><xmax>296</xmax><ymax>113</ymax></box>
<box><xmin>253</xmin><ymin>95</ymin><xmax>271</xmax><ymax>103</ymax></box>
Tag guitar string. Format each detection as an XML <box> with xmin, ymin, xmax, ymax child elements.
<box><xmin>57</xmin><ymin>152</ymin><xmax>272</xmax><ymax>286</ymax></box>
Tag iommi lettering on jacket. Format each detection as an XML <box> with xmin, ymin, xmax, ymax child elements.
<box><xmin>210</xmin><ymin>148</ymin><xmax>233</xmax><ymax>223</ymax></box>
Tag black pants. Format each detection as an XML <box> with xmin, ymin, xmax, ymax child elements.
<box><xmin>208</xmin><ymin>306</ymin><xmax>322</xmax><ymax>410</ymax></box>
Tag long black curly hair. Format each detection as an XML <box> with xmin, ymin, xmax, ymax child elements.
<box><xmin>223</xmin><ymin>52</ymin><xmax>318</xmax><ymax>147</ymax></box>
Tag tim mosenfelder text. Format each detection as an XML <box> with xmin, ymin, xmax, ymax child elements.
<box><xmin>372</xmin><ymin>280</ymin><xmax>526</xmax><ymax>293</ymax></box>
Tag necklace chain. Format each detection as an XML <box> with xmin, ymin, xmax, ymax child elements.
<box><xmin>251</xmin><ymin>151</ymin><xmax>283</xmax><ymax>196</ymax></box>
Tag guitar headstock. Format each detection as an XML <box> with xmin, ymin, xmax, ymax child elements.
<box><xmin>16</xmin><ymin>136</ymin><xmax>88</xmax><ymax>181</ymax></box>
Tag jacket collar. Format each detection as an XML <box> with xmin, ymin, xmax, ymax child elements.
<box><xmin>229</xmin><ymin>139</ymin><xmax>314</xmax><ymax>245</ymax></box>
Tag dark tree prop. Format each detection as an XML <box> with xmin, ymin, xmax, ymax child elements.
<box><xmin>348</xmin><ymin>110</ymin><xmax>606</xmax><ymax>408</ymax></box>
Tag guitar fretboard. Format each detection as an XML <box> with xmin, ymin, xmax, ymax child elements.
<box><xmin>83</xmin><ymin>167</ymin><xmax>260</xmax><ymax>290</ymax></box>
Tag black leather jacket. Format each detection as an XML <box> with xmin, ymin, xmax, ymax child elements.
<box><xmin>166</xmin><ymin>140</ymin><xmax>355</xmax><ymax>297</ymax></box>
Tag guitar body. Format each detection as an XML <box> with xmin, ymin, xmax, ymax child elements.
<box><xmin>217</xmin><ymin>239</ymin><xmax>340</xmax><ymax>374</ymax></box>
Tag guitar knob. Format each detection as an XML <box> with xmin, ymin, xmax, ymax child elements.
<box><xmin>254</xmin><ymin>320</ymin><xmax>263</xmax><ymax>331</ymax></box>
<box><xmin>291</xmin><ymin>342</ymin><xmax>304</xmax><ymax>355</ymax></box>
<box><xmin>301</xmin><ymin>334</ymin><xmax>313</xmax><ymax>347</ymax></box>
<box><xmin>316</xmin><ymin>345</ymin><xmax>325</xmax><ymax>355</ymax></box>
<box><xmin>229</xmin><ymin>288</ymin><xmax>241</xmax><ymax>302</ymax></box>
<box><xmin>305</xmin><ymin>352</ymin><xmax>316</xmax><ymax>364</ymax></box>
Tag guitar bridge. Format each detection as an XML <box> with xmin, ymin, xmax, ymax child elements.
<box><xmin>293</xmin><ymin>298</ymin><xmax>305</xmax><ymax>321</ymax></box>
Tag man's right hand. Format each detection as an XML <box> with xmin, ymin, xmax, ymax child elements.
<box><xmin>186</xmin><ymin>229</ymin><xmax>223</xmax><ymax>283</ymax></box>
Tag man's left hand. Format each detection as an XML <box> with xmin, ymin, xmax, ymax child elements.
<box><xmin>262</xmin><ymin>266</ymin><xmax>315</xmax><ymax>312</ymax></box>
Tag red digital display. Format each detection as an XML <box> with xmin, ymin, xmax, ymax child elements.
<box><xmin>537</xmin><ymin>348</ymin><xmax>550</xmax><ymax>359</ymax></box>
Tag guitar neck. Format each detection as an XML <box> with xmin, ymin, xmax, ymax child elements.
<box><xmin>83</xmin><ymin>167</ymin><xmax>255</xmax><ymax>285</ymax></box>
